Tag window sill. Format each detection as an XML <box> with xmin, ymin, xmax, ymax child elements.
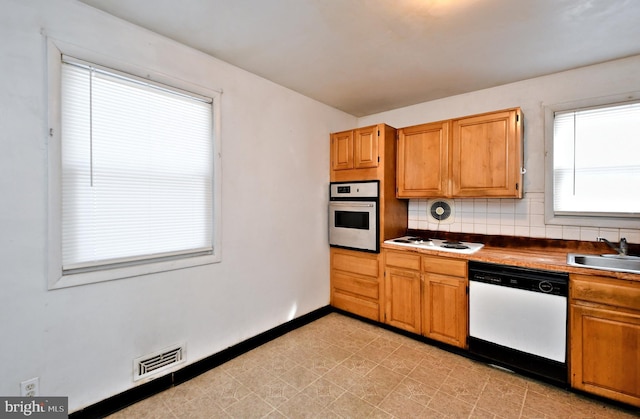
<box><xmin>544</xmin><ymin>212</ymin><xmax>640</xmax><ymax>230</ymax></box>
<box><xmin>48</xmin><ymin>252</ymin><xmax>220</xmax><ymax>290</ymax></box>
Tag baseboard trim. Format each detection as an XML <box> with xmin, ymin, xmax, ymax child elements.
<box><xmin>69</xmin><ymin>305</ymin><xmax>333</xmax><ymax>418</ymax></box>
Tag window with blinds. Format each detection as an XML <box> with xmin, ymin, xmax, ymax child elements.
<box><xmin>60</xmin><ymin>56</ymin><xmax>214</xmax><ymax>272</ymax></box>
<box><xmin>553</xmin><ymin>101</ymin><xmax>640</xmax><ymax>217</ymax></box>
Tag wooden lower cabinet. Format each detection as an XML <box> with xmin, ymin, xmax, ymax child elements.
<box><xmin>385</xmin><ymin>267</ymin><xmax>421</xmax><ymax>333</ymax></box>
<box><xmin>422</xmin><ymin>273</ymin><xmax>467</xmax><ymax>348</ymax></box>
<box><xmin>570</xmin><ymin>274</ymin><xmax>640</xmax><ymax>407</ymax></box>
<box><xmin>330</xmin><ymin>248</ymin><xmax>382</xmax><ymax>321</ymax></box>
<box><xmin>422</xmin><ymin>255</ymin><xmax>468</xmax><ymax>348</ymax></box>
<box><xmin>383</xmin><ymin>250</ymin><xmax>421</xmax><ymax>333</ymax></box>
<box><xmin>383</xmin><ymin>250</ymin><xmax>468</xmax><ymax>348</ymax></box>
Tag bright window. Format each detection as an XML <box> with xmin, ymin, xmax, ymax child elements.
<box><xmin>48</xmin><ymin>39</ymin><xmax>221</xmax><ymax>289</ymax></box>
<box><xmin>61</xmin><ymin>57</ymin><xmax>214</xmax><ymax>271</ymax></box>
<box><xmin>553</xmin><ymin>101</ymin><xmax>640</xmax><ymax>217</ymax></box>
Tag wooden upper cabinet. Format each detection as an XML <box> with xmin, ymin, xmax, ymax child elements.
<box><xmin>397</xmin><ymin>121</ymin><xmax>450</xmax><ymax>198</ymax></box>
<box><xmin>330</xmin><ymin>130</ymin><xmax>354</xmax><ymax>171</ymax></box>
<box><xmin>396</xmin><ymin>108</ymin><xmax>523</xmax><ymax>198</ymax></box>
<box><xmin>330</xmin><ymin>125</ymin><xmax>380</xmax><ymax>173</ymax></box>
<box><xmin>354</xmin><ymin>125</ymin><xmax>379</xmax><ymax>169</ymax></box>
<box><xmin>451</xmin><ymin>108</ymin><xmax>523</xmax><ymax>198</ymax></box>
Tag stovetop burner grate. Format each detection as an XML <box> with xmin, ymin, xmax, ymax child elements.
<box><xmin>441</xmin><ymin>243</ymin><xmax>470</xmax><ymax>249</ymax></box>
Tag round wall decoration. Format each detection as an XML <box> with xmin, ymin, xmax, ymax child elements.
<box><xmin>428</xmin><ymin>199</ymin><xmax>454</xmax><ymax>224</ymax></box>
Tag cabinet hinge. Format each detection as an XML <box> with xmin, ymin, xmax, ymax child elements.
<box><xmin>377</xmin><ymin>130</ymin><xmax>380</xmax><ymax>136</ymax></box>
<box><xmin>516</xmin><ymin>183</ymin><xmax>519</xmax><ymax>191</ymax></box>
<box><xmin>516</xmin><ymin>114</ymin><xmax>520</xmax><ymax>122</ymax></box>
<box><xmin>377</xmin><ymin>156</ymin><xmax>380</xmax><ymax>162</ymax></box>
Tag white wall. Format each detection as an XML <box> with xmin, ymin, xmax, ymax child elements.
<box><xmin>359</xmin><ymin>56</ymin><xmax>640</xmax><ymax>243</ymax></box>
<box><xmin>0</xmin><ymin>0</ymin><xmax>355</xmax><ymax>412</ymax></box>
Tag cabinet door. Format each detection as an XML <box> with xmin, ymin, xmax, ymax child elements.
<box><xmin>570</xmin><ymin>303</ymin><xmax>640</xmax><ymax>407</ymax></box>
<box><xmin>397</xmin><ymin>121</ymin><xmax>450</xmax><ymax>197</ymax></box>
<box><xmin>451</xmin><ymin>109</ymin><xmax>522</xmax><ymax>197</ymax></box>
<box><xmin>354</xmin><ymin>126</ymin><xmax>379</xmax><ymax>169</ymax></box>
<box><xmin>330</xmin><ymin>130</ymin><xmax>354</xmax><ymax>171</ymax></box>
<box><xmin>422</xmin><ymin>273</ymin><xmax>467</xmax><ymax>348</ymax></box>
<box><xmin>385</xmin><ymin>267</ymin><xmax>421</xmax><ymax>334</ymax></box>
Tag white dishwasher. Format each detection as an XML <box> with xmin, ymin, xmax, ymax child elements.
<box><xmin>468</xmin><ymin>261</ymin><xmax>569</xmax><ymax>384</ymax></box>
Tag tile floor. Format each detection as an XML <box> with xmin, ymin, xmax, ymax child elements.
<box><xmin>108</xmin><ymin>313</ymin><xmax>638</xmax><ymax>418</ymax></box>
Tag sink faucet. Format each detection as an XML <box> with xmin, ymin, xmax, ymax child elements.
<box><xmin>597</xmin><ymin>237</ymin><xmax>628</xmax><ymax>256</ymax></box>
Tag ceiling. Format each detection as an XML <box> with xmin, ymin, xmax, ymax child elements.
<box><xmin>79</xmin><ymin>0</ymin><xmax>640</xmax><ymax>117</ymax></box>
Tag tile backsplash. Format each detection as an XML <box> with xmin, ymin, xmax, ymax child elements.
<box><xmin>408</xmin><ymin>192</ymin><xmax>640</xmax><ymax>244</ymax></box>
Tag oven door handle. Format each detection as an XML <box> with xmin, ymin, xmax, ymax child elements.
<box><xmin>329</xmin><ymin>202</ymin><xmax>375</xmax><ymax>208</ymax></box>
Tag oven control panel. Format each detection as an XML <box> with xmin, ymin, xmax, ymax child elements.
<box><xmin>330</xmin><ymin>180</ymin><xmax>379</xmax><ymax>200</ymax></box>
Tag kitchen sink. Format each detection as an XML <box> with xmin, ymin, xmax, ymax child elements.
<box><xmin>567</xmin><ymin>253</ymin><xmax>640</xmax><ymax>274</ymax></box>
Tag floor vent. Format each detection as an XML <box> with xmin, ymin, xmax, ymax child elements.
<box><xmin>134</xmin><ymin>343</ymin><xmax>186</xmax><ymax>381</ymax></box>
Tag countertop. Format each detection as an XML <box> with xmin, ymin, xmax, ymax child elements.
<box><xmin>381</xmin><ymin>232</ymin><xmax>640</xmax><ymax>282</ymax></box>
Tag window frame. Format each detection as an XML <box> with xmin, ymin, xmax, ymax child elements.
<box><xmin>544</xmin><ymin>92</ymin><xmax>640</xmax><ymax>230</ymax></box>
<box><xmin>47</xmin><ymin>38</ymin><xmax>222</xmax><ymax>290</ymax></box>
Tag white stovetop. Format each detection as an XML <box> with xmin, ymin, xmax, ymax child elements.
<box><xmin>384</xmin><ymin>236</ymin><xmax>484</xmax><ymax>255</ymax></box>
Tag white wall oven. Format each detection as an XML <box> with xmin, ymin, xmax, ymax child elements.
<box><xmin>329</xmin><ymin>181</ymin><xmax>379</xmax><ymax>253</ymax></box>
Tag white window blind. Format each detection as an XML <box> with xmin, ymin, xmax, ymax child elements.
<box><xmin>553</xmin><ymin>102</ymin><xmax>640</xmax><ymax>216</ymax></box>
<box><xmin>61</xmin><ymin>57</ymin><xmax>214</xmax><ymax>272</ymax></box>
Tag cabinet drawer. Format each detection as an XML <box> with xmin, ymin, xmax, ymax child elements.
<box><xmin>385</xmin><ymin>250</ymin><xmax>421</xmax><ymax>270</ymax></box>
<box><xmin>332</xmin><ymin>291</ymin><xmax>379</xmax><ymax>321</ymax></box>
<box><xmin>571</xmin><ymin>274</ymin><xmax>640</xmax><ymax>311</ymax></box>
<box><xmin>422</xmin><ymin>255</ymin><xmax>466</xmax><ymax>277</ymax></box>
<box><xmin>332</xmin><ymin>250</ymin><xmax>379</xmax><ymax>278</ymax></box>
<box><xmin>332</xmin><ymin>271</ymin><xmax>379</xmax><ymax>300</ymax></box>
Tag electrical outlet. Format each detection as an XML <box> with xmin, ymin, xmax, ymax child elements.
<box><xmin>20</xmin><ymin>377</ymin><xmax>39</xmax><ymax>397</ymax></box>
